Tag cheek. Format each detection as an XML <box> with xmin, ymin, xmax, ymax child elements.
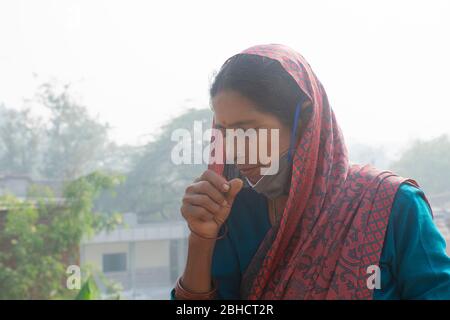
<box><xmin>223</xmin><ymin>132</ymin><xmax>268</xmax><ymax>165</ymax></box>
<box><xmin>223</xmin><ymin>133</ymin><xmax>257</xmax><ymax>164</ymax></box>
<box><xmin>265</xmin><ymin>128</ymin><xmax>290</xmax><ymax>157</ymax></box>
<box><xmin>254</xmin><ymin>129</ymin><xmax>287</xmax><ymax>165</ymax></box>
<box><xmin>279</xmin><ymin>128</ymin><xmax>291</xmax><ymax>152</ymax></box>
<box><xmin>222</xmin><ymin>127</ymin><xmax>290</xmax><ymax>165</ymax></box>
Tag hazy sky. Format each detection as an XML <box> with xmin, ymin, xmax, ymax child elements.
<box><xmin>1</xmin><ymin>0</ymin><xmax>449</xmax><ymax>148</ymax></box>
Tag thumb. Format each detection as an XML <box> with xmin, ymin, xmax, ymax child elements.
<box><xmin>226</xmin><ymin>178</ymin><xmax>243</xmax><ymax>204</ymax></box>
<box><xmin>214</xmin><ymin>178</ymin><xmax>243</xmax><ymax>225</ymax></box>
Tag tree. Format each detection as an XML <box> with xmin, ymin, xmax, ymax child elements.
<box><xmin>0</xmin><ymin>171</ymin><xmax>124</xmax><ymax>299</ymax></box>
<box><xmin>96</xmin><ymin>108</ymin><xmax>212</xmax><ymax>221</ymax></box>
<box><xmin>390</xmin><ymin>134</ymin><xmax>450</xmax><ymax>196</ymax></box>
<box><xmin>0</xmin><ymin>106</ymin><xmax>43</xmax><ymax>176</ymax></box>
<box><xmin>0</xmin><ymin>82</ymin><xmax>119</xmax><ymax>181</ymax></box>
<box><xmin>37</xmin><ymin>82</ymin><xmax>111</xmax><ymax>180</ymax></box>
<box><xmin>97</xmin><ymin>141</ymin><xmax>145</xmax><ymax>174</ymax></box>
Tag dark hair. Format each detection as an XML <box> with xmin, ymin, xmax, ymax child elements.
<box><xmin>209</xmin><ymin>53</ymin><xmax>307</xmax><ymax>129</ymax></box>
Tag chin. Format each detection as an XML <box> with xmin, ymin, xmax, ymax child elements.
<box><xmin>243</xmin><ymin>174</ymin><xmax>260</xmax><ymax>185</ymax></box>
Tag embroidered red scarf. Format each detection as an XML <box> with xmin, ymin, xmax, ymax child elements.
<box><xmin>208</xmin><ymin>44</ymin><xmax>424</xmax><ymax>299</ymax></box>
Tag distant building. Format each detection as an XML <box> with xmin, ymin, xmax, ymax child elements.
<box><xmin>0</xmin><ymin>173</ymin><xmax>65</xmax><ymax>198</ymax></box>
<box><xmin>80</xmin><ymin>213</ymin><xmax>189</xmax><ymax>299</ymax></box>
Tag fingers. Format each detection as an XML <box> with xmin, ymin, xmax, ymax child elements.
<box><xmin>213</xmin><ymin>178</ymin><xmax>243</xmax><ymax>224</ymax></box>
<box><xmin>187</xmin><ymin>175</ymin><xmax>243</xmax><ymax>209</ymax></box>
<box><xmin>200</xmin><ymin>169</ymin><xmax>230</xmax><ymax>193</ymax></box>
<box><xmin>183</xmin><ymin>193</ymin><xmax>221</xmax><ymax>214</ymax></box>
<box><xmin>185</xmin><ymin>180</ymin><xmax>228</xmax><ymax>206</ymax></box>
<box><xmin>181</xmin><ymin>172</ymin><xmax>244</xmax><ymax>229</ymax></box>
<box><xmin>181</xmin><ymin>203</ymin><xmax>214</xmax><ymax>222</ymax></box>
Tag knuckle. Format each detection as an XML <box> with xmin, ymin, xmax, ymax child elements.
<box><xmin>197</xmin><ymin>181</ymin><xmax>209</xmax><ymax>192</ymax></box>
<box><xmin>180</xmin><ymin>204</ymin><xmax>188</xmax><ymax>219</ymax></box>
<box><xmin>184</xmin><ymin>184</ymin><xmax>194</xmax><ymax>194</ymax></box>
<box><xmin>200</xmin><ymin>170</ymin><xmax>210</xmax><ymax>180</ymax></box>
<box><xmin>215</xmin><ymin>192</ymin><xmax>225</xmax><ymax>202</ymax></box>
<box><xmin>197</xmin><ymin>194</ymin><xmax>207</xmax><ymax>204</ymax></box>
<box><xmin>207</xmin><ymin>199</ymin><xmax>220</xmax><ymax>211</ymax></box>
<box><xmin>196</xmin><ymin>206</ymin><xmax>208</xmax><ymax>217</ymax></box>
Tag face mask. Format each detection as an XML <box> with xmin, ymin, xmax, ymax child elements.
<box><xmin>245</xmin><ymin>149</ymin><xmax>292</xmax><ymax>200</ymax></box>
<box><xmin>243</xmin><ymin>99</ymin><xmax>302</xmax><ymax>200</ymax></box>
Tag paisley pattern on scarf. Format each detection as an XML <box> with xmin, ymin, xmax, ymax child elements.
<box><xmin>208</xmin><ymin>44</ymin><xmax>430</xmax><ymax>299</ymax></box>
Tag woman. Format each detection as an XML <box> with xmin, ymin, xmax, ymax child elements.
<box><xmin>172</xmin><ymin>44</ymin><xmax>450</xmax><ymax>299</ymax></box>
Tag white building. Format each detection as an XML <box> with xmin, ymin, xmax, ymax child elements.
<box><xmin>81</xmin><ymin>213</ymin><xmax>189</xmax><ymax>299</ymax></box>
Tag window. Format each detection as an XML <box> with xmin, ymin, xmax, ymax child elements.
<box><xmin>103</xmin><ymin>253</ymin><xmax>127</xmax><ymax>273</ymax></box>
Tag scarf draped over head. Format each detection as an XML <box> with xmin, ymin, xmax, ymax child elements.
<box><xmin>207</xmin><ymin>44</ymin><xmax>429</xmax><ymax>299</ymax></box>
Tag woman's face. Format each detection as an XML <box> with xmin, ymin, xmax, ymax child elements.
<box><xmin>211</xmin><ymin>90</ymin><xmax>292</xmax><ymax>184</ymax></box>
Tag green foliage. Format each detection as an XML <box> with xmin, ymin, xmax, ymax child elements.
<box><xmin>75</xmin><ymin>276</ymin><xmax>100</xmax><ymax>300</ymax></box>
<box><xmin>0</xmin><ymin>171</ymin><xmax>124</xmax><ymax>299</ymax></box>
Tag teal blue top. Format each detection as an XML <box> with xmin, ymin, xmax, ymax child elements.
<box><xmin>171</xmin><ymin>183</ymin><xmax>450</xmax><ymax>299</ymax></box>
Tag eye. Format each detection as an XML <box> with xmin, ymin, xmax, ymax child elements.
<box><xmin>237</xmin><ymin>126</ymin><xmax>258</xmax><ymax>131</ymax></box>
<box><xmin>213</xmin><ymin>125</ymin><xmax>226</xmax><ymax>134</ymax></box>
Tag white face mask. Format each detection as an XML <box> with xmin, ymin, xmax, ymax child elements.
<box><xmin>244</xmin><ymin>149</ymin><xmax>292</xmax><ymax>200</ymax></box>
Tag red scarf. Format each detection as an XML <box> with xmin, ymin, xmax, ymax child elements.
<box><xmin>208</xmin><ymin>44</ymin><xmax>425</xmax><ymax>299</ymax></box>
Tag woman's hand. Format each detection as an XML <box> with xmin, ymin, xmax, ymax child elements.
<box><xmin>181</xmin><ymin>169</ymin><xmax>243</xmax><ymax>239</ymax></box>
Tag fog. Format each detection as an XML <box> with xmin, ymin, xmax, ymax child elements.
<box><xmin>1</xmin><ymin>0</ymin><xmax>449</xmax><ymax>146</ymax></box>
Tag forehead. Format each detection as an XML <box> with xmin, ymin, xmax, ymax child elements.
<box><xmin>211</xmin><ymin>90</ymin><xmax>263</xmax><ymax>127</ymax></box>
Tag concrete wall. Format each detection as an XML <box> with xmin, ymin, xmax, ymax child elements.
<box><xmin>81</xmin><ymin>236</ymin><xmax>184</xmax><ymax>295</ymax></box>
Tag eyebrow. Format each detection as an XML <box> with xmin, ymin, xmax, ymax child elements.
<box><xmin>214</xmin><ymin>119</ymin><xmax>257</xmax><ymax>129</ymax></box>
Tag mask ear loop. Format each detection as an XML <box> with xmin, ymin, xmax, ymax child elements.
<box><xmin>288</xmin><ymin>101</ymin><xmax>302</xmax><ymax>163</ymax></box>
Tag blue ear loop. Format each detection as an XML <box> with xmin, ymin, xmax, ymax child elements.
<box><xmin>287</xmin><ymin>101</ymin><xmax>302</xmax><ymax>163</ymax></box>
